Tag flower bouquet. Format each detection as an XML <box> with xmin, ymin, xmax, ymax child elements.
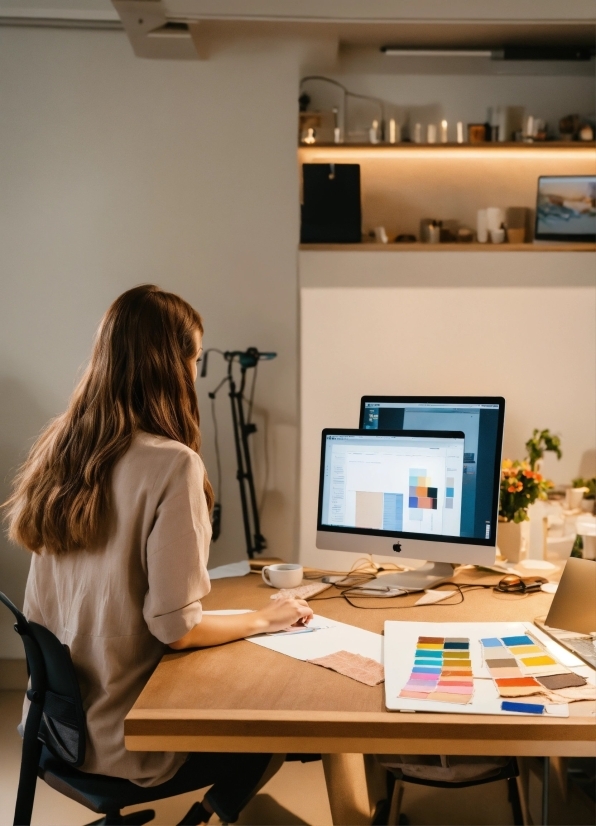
<box><xmin>499</xmin><ymin>459</ymin><xmax>553</xmax><ymax>524</ymax></box>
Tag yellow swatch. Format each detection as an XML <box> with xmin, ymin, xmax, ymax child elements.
<box><xmin>521</xmin><ymin>655</ymin><xmax>556</xmax><ymax>667</ymax></box>
<box><xmin>417</xmin><ymin>644</ymin><xmax>443</xmax><ymax>650</ymax></box>
<box><xmin>509</xmin><ymin>645</ymin><xmax>542</xmax><ymax>655</ymax></box>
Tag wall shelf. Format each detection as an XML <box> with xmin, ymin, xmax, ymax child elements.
<box><xmin>300</xmin><ymin>243</ymin><xmax>596</xmax><ymax>252</ymax></box>
<box><xmin>299</xmin><ymin>142</ymin><xmax>596</xmax><ymax>152</ymax></box>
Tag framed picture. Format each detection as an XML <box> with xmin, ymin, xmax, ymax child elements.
<box><xmin>535</xmin><ymin>175</ymin><xmax>596</xmax><ymax>242</ymax></box>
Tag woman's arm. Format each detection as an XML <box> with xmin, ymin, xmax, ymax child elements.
<box><xmin>169</xmin><ymin>596</ymin><xmax>313</xmax><ymax>650</ymax></box>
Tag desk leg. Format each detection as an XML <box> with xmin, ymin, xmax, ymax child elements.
<box><xmin>322</xmin><ymin>753</ymin><xmax>371</xmax><ymax>826</ymax></box>
<box><xmin>516</xmin><ymin>758</ymin><xmax>532</xmax><ymax>826</ymax></box>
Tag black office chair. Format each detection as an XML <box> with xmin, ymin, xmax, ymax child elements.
<box><xmin>372</xmin><ymin>757</ymin><xmax>525</xmax><ymax>826</ymax></box>
<box><xmin>0</xmin><ymin>591</ymin><xmax>228</xmax><ymax>826</ymax></box>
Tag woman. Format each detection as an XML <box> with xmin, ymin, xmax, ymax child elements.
<box><xmin>5</xmin><ymin>284</ymin><xmax>312</xmax><ymax>824</ymax></box>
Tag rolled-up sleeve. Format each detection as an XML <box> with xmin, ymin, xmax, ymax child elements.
<box><xmin>143</xmin><ymin>449</ymin><xmax>212</xmax><ymax>644</ymax></box>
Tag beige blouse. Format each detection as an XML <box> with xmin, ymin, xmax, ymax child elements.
<box><xmin>23</xmin><ymin>431</ymin><xmax>212</xmax><ymax>786</ymax></box>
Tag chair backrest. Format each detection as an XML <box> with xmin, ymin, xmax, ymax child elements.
<box><xmin>0</xmin><ymin>591</ymin><xmax>86</xmax><ymax>767</ymax></box>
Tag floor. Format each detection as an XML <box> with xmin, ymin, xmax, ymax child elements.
<box><xmin>0</xmin><ymin>692</ymin><xmax>593</xmax><ymax>826</ymax></box>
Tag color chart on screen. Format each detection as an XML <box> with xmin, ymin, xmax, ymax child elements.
<box><xmin>399</xmin><ymin>636</ymin><xmax>473</xmax><ymax>705</ymax></box>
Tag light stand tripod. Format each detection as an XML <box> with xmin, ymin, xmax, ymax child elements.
<box><xmin>201</xmin><ymin>347</ymin><xmax>276</xmax><ymax>559</ymax></box>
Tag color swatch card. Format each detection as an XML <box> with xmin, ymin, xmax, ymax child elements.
<box><xmin>399</xmin><ymin>636</ymin><xmax>473</xmax><ymax>704</ymax></box>
<box><xmin>480</xmin><ymin>633</ymin><xmax>577</xmax><ymax>715</ymax></box>
<box><xmin>384</xmin><ymin>621</ymin><xmax>570</xmax><ymax>717</ymax></box>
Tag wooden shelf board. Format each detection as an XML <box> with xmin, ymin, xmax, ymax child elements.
<box><xmin>300</xmin><ymin>243</ymin><xmax>596</xmax><ymax>252</ymax></box>
<box><xmin>298</xmin><ymin>142</ymin><xmax>596</xmax><ymax>150</ymax></box>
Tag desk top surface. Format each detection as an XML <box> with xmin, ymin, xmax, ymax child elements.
<box><xmin>129</xmin><ymin>569</ymin><xmax>595</xmax><ymax>737</ymax></box>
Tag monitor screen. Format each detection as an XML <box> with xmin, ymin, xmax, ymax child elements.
<box><xmin>360</xmin><ymin>397</ymin><xmax>504</xmax><ymax>544</ymax></box>
<box><xmin>318</xmin><ymin>430</ymin><xmax>473</xmax><ymax>545</ymax></box>
<box><xmin>535</xmin><ymin>175</ymin><xmax>596</xmax><ymax>242</ymax></box>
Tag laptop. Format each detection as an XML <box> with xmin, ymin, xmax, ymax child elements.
<box><xmin>535</xmin><ymin>557</ymin><xmax>596</xmax><ymax>669</ymax></box>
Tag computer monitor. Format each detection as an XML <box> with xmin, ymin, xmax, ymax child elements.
<box><xmin>315</xmin><ymin>397</ymin><xmax>505</xmax><ymax>592</ymax></box>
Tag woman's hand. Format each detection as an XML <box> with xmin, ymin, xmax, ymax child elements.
<box><xmin>252</xmin><ymin>596</ymin><xmax>313</xmax><ymax>634</ymax></box>
<box><xmin>169</xmin><ymin>596</ymin><xmax>313</xmax><ymax>650</ymax></box>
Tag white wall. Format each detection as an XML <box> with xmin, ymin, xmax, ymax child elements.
<box><xmin>299</xmin><ymin>251</ymin><xmax>596</xmax><ymax>572</ymax></box>
<box><xmin>0</xmin><ymin>26</ymin><xmax>320</xmax><ymax>657</ymax></box>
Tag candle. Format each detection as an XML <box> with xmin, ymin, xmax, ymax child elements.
<box><xmin>441</xmin><ymin>120</ymin><xmax>448</xmax><ymax>143</ymax></box>
<box><xmin>413</xmin><ymin>123</ymin><xmax>422</xmax><ymax>143</ymax></box>
<box><xmin>389</xmin><ymin>118</ymin><xmax>396</xmax><ymax>144</ymax></box>
<box><xmin>427</xmin><ymin>124</ymin><xmax>437</xmax><ymax>144</ymax></box>
<box><xmin>456</xmin><ymin>121</ymin><xmax>464</xmax><ymax>143</ymax></box>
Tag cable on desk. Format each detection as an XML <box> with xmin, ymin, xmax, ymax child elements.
<box><xmin>308</xmin><ymin>582</ymin><xmax>529</xmax><ymax>610</ymax></box>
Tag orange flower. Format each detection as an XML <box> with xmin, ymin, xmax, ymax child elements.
<box><xmin>535</xmin><ymin>473</ymin><xmax>543</xmax><ymax>482</ymax></box>
<box><xmin>523</xmin><ymin>470</ymin><xmax>534</xmax><ymax>478</ymax></box>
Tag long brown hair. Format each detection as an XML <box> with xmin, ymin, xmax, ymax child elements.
<box><xmin>4</xmin><ymin>284</ymin><xmax>214</xmax><ymax>555</ymax></box>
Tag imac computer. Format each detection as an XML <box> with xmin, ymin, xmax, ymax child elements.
<box><xmin>316</xmin><ymin>397</ymin><xmax>505</xmax><ymax>592</ymax></box>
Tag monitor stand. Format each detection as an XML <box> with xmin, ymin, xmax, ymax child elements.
<box><xmin>360</xmin><ymin>562</ymin><xmax>455</xmax><ymax>593</ymax></box>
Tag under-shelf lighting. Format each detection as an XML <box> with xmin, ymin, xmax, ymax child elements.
<box><xmin>382</xmin><ymin>49</ymin><xmax>494</xmax><ymax>58</ymax></box>
<box><xmin>298</xmin><ymin>145</ymin><xmax>594</xmax><ymax>160</ymax></box>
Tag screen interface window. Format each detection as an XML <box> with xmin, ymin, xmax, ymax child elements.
<box><xmin>321</xmin><ymin>434</ymin><xmax>464</xmax><ymax>537</ymax></box>
<box><xmin>363</xmin><ymin>403</ymin><xmax>500</xmax><ymax>541</ymax></box>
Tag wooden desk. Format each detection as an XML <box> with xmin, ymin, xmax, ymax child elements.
<box><xmin>125</xmin><ymin>571</ymin><xmax>595</xmax><ymax>824</ymax></box>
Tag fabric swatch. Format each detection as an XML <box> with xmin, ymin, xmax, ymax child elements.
<box><xmin>508</xmin><ymin>645</ymin><xmax>542</xmax><ymax>655</ymax></box>
<box><xmin>307</xmin><ymin>650</ymin><xmax>384</xmax><ymax>686</ymax></box>
<box><xmin>520</xmin><ymin>655</ymin><xmax>557</xmax><ymax>667</ymax></box>
<box><xmin>545</xmin><ymin>684</ymin><xmax>596</xmax><ymax>702</ymax></box>
<box><xmin>486</xmin><ymin>658</ymin><xmax>518</xmax><ymax>668</ymax></box>
<box><xmin>501</xmin><ymin>701</ymin><xmax>544</xmax><ymax>715</ymax></box>
<box><xmin>480</xmin><ymin>638</ymin><xmax>503</xmax><ymax>647</ymax></box>
<box><xmin>501</xmin><ymin>636</ymin><xmax>534</xmax><ymax>646</ymax></box>
<box><xmin>537</xmin><ymin>673</ymin><xmax>588</xmax><ymax>690</ymax></box>
<box><xmin>488</xmin><ymin>668</ymin><xmax>525</xmax><ymax>679</ymax></box>
<box><xmin>495</xmin><ymin>677</ymin><xmax>540</xmax><ymax>687</ymax></box>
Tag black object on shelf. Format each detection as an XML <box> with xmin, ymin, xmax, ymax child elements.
<box><xmin>301</xmin><ymin>163</ymin><xmax>361</xmax><ymax>243</ymax></box>
<box><xmin>201</xmin><ymin>347</ymin><xmax>276</xmax><ymax>559</ymax></box>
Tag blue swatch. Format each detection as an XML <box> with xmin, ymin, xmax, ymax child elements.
<box><xmin>444</xmin><ymin>642</ymin><xmax>469</xmax><ymax>650</ymax></box>
<box><xmin>415</xmin><ymin>650</ymin><xmax>443</xmax><ymax>658</ymax></box>
<box><xmin>412</xmin><ymin>667</ymin><xmax>442</xmax><ymax>674</ymax></box>
<box><xmin>480</xmin><ymin>638</ymin><xmax>503</xmax><ymax>647</ymax></box>
<box><xmin>501</xmin><ymin>701</ymin><xmax>544</xmax><ymax>715</ymax></box>
<box><xmin>501</xmin><ymin>635</ymin><xmax>533</xmax><ymax>647</ymax></box>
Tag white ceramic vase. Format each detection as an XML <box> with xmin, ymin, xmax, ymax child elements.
<box><xmin>497</xmin><ymin>519</ymin><xmax>524</xmax><ymax>562</ymax></box>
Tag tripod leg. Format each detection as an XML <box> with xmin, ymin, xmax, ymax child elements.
<box><xmin>229</xmin><ymin>380</ymin><xmax>253</xmax><ymax>558</ymax></box>
<box><xmin>236</xmin><ymin>378</ymin><xmax>266</xmax><ymax>553</ymax></box>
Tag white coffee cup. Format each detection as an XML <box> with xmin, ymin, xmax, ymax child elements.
<box><xmin>262</xmin><ymin>563</ymin><xmax>303</xmax><ymax>589</ymax></box>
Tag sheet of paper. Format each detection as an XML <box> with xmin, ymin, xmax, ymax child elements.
<box><xmin>414</xmin><ymin>589</ymin><xmax>457</xmax><ymax>606</ymax></box>
<box><xmin>384</xmin><ymin>621</ymin><xmax>569</xmax><ymax>717</ymax></box>
<box><xmin>247</xmin><ymin>614</ymin><xmax>383</xmax><ymax>664</ymax></box>
<box><xmin>207</xmin><ymin>560</ymin><xmax>251</xmax><ymax>580</ymax></box>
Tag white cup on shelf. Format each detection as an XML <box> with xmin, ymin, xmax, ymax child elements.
<box><xmin>490</xmin><ymin>228</ymin><xmax>506</xmax><ymax>244</ymax></box>
<box><xmin>261</xmin><ymin>563</ymin><xmax>303</xmax><ymax>589</ymax></box>
<box><xmin>486</xmin><ymin>207</ymin><xmax>504</xmax><ymax>232</ymax></box>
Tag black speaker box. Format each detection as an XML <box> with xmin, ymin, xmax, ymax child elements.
<box><xmin>300</xmin><ymin>163</ymin><xmax>362</xmax><ymax>243</ymax></box>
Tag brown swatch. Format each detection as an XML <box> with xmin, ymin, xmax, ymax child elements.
<box><xmin>537</xmin><ymin>673</ymin><xmax>587</xmax><ymax>690</ymax></box>
<box><xmin>307</xmin><ymin>650</ymin><xmax>384</xmax><ymax>686</ymax></box>
<box><xmin>418</xmin><ymin>637</ymin><xmax>444</xmax><ymax>643</ymax></box>
<box><xmin>487</xmin><ymin>658</ymin><xmax>517</xmax><ymax>668</ymax></box>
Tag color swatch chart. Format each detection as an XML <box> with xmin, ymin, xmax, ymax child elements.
<box><xmin>408</xmin><ymin>469</ymin><xmax>438</xmax><ymax>519</ymax></box>
<box><xmin>480</xmin><ymin>634</ymin><xmax>584</xmax><ymax>716</ymax></box>
<box><xmin>399</xmin><ymin>636</ymin><xmax>473</xmax><ymax>704</ymax></box>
